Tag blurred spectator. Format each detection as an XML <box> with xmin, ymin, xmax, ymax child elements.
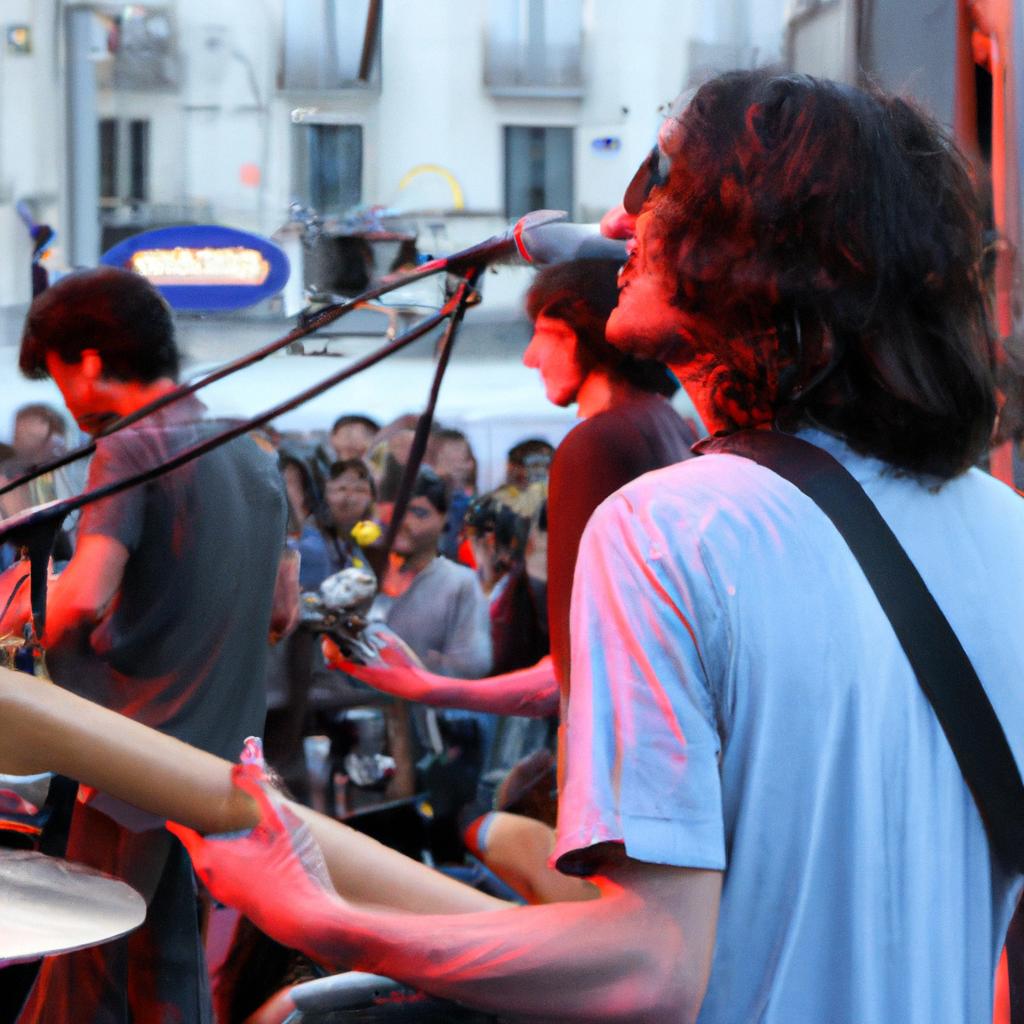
<box><xmin>503</xmin><ymin>437</ymin><xmax>554</xmax><ymax>492</ymax></box>
<box><xmin>431</xmin><ymin>428</ymin><xmax>477</xmax><ymax>493</ymax></box>
<box><xmin>0</xmin><ymin>403</ymin><xmax>78</xmax><ymax>561</ymax></box>
<box><xmin>322</xmin><ymin>458</ymin><xmax>380</xmax><ymax>572</ymax></box>
<box><xmin>372</xmin><ymin>467</ymin><xmax>490</xmax><ymax>680</ymax></box>
<box><xmin>463</xmin><ymin>490</ymin><xmax>547</xmax><ymax>674</ymax></box>
<box><xmin>328</xmin><ymin>414</ymin><xmax>379</xmax><ymax>463</ymax></box>
<box><xmin>430</xmin><ymin>427</ymin><xmax>478</xmax><ymax>562</ymax></box>
<box><xmin>279</xmin><ymin>449</ymin><xmax>332</xmax><ymax>591</ymax></box>
<box><xmin>0</xmin><ymin>403</ymin><xmax>68</xmax><ymax>509</ymax></box>
<box><xmin>367</xmin><ymin>413</ymin><xmax>421</xmax><ymax>509</ymax></box>
<box><xmin>11</xmin><ymin>403</ymin><xmax>67</xmax><ymax>463</ymax></box>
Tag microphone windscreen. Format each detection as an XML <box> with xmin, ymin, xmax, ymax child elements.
<box><xmin>519</xmin><ymin>221</ymin><xmax>627</xmax><ymax>266</ymax></box>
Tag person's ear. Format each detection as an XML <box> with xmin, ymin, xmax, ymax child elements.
<box><xmin>80</xmin><ymin>349</ymin><xmax>104</xmax><ymax>381</ymax></box>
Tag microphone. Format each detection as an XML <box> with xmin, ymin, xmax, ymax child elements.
<box><xmin>406</xmin><ymin>211</ymin><xmax>627</xmax><ymax>278</ymax></box>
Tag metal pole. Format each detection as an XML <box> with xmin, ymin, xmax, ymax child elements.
<box><xmin>65</xmin><ymin>4</ymin><xmax>101</xmax><ymax>268</ymax></box>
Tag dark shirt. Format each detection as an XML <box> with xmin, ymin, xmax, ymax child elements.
<box><xmin>547</xmin><ymin>394</ymin><xmax>697</xmax><ymax>692</ymax></box>
<box><xmin>46</xmin><ymin>397</ymin><xmax>288</xmax><ymax>761</ymax></box>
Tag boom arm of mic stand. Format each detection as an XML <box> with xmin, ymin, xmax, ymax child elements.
<box><xmin>0</xmin><ymin>257</ymin><xmax>454</xmax><ymax>500</ymax></box>
<box><xmin>0</xmin><ymin>298</ymin><xmax>457</xmax><ymax>638</ymax></box>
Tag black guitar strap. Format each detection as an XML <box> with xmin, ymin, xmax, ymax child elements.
<box><xmin>697</xmin><ymin>429</ymin><xmax>1024</xmax><ymax>1017</ymax></box>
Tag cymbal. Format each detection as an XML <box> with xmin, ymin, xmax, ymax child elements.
<box><xmin>0</xmin><ymin>850</ymin><xmax>146</xmax><ymax>964</ymax></box>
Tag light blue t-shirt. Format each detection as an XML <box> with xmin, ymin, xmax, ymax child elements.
<box><xmin>555</xmin><ymin>429</ymin><xmax>1024</xmax><ymax>1024</ymax></box>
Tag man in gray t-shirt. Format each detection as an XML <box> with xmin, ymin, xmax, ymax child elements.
<box><xmin>49</xmin><ymin>394</ymin><xmax>285</xmax><ymax>761</ymax></box>
<box><xmin>370</xmin><ymin>467</ymin><xmax>490</xmax><ymax>681</ymax></box>
<box><xmin>2</xmin><ymin>267</ymin><xmax>287</xmax><ymax>1024</ymax></box>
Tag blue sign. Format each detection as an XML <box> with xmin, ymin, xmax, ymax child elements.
<box><xmin>101</xmin><ymin>224</ymin><xmax>290</xmax><ymax>311</ymax></box>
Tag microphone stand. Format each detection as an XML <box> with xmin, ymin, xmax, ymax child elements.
<box><xmin>0</xmin><ymin>209</ymin><xmax>576</xmax><ymax>502</ymax></box>
<box><xmin>0</xmin><ymin>268</ymin><xmax>486</xmax><ymax>640</ymax></box>
<box><xmin>380</xmin><ymin>267</ymin><xmax>483</xmax><ymax>560</ymax></box>
<box><xmin>0</xmin><ymin>257</ymin><xmax>454</xmax><ymax>502</ymax></box>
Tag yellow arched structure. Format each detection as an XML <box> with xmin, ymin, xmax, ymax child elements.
<box><xmin>396</xmin><ymin>164</ymin><xmax>465</xmax><ymax>210</ymax></box>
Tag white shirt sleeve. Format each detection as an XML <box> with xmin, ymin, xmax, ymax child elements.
<box><xmin>553</xmin><ymin>487</ymin><xmax>727</xmax><ymax>876</ymax></box>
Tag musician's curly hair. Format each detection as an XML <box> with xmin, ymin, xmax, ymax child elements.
<box><xmin>649</xmin><ymin>70</ymin><xmax>996</xmax><ymax>479</ymax></box>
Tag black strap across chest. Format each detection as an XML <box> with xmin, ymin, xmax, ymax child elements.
<box><xmin>697</xmin><ymin>429</ymin><xmax>1024</xmax><ymax>874</ymax></box>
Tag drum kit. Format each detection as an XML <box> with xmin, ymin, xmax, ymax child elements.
<box><xmin>0</xmin><ymin>848</ymin><xmax>145</xmax><ymax>966</ymax></box>
<box><xmin>0</xmin><ymin>766</ymin><xmax>141</xmax><ymax>967</ymax></box>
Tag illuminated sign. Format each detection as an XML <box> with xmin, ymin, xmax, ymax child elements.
<box><xmin>129</xmin><ymin>246</ymin><xmax>270</xmax><ymax>286</ymax></box>
<box><xmin>101</xmin><ymin>225</ymin><xmax>290</xmax><ymax>311</ymax></box>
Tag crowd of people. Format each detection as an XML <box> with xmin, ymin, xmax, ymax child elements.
<box><xmin>0</xmin><ymin>245</ymin><xmax>699</xmax><ymax>1019</ymax></box>
<box><xmin>0</xmin><ymin>66</ymin><xmax>1022</xmax><ymax>1024</ymax></box>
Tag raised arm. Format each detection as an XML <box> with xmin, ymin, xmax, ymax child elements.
<box><xmin>323</xmin><ymin>636</ymin><xmax>559</xmax><ymax>718</ymax></box>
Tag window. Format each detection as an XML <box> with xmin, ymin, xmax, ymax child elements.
<box><xmin>99</xmin><ymin>117</ymin><xmax>150</xmax><ymax>204</ymax></box>
<box><xmin>291</xmin><ymin>123</ymin><xmax>363</xmax><ymax>215</ymax></box>
<box><xmin>485</xmin><ymin>0</ymin><xmax>583</xmax><ymax>97</ymax></box>
<box><xmin>128</xmin><ymin>120</ymin><xmax>150</xmax><ymax>202</ymax></box>
<box><xmin>504</xmin><ymin>126</ymin><xmax>573</xmax><ymax>219</ymax></box>
<box><xmin>99</xmin><ymin>118</ymin><xmax>118</xmax><ymax>201</ymax></box>
<box><xmin>280</xmin><ymin>0</ymin><xmax>381</xmax><ymax>91</ymax></box>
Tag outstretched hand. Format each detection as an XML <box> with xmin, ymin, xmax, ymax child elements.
<box><xmin>321</xmin><ymin>632</ymin><xmax>431</xmax><ymax>702</ymax></box>
<box><xmin>168</xmin><ymin>762</ymin><xmax>343</xmax><ymax>956</ymax></box>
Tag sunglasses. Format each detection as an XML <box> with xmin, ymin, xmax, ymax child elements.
<box><xmin>623</xmin><ymin>144</ymin><xmax>671</xmax><ymax>216</ymax></box>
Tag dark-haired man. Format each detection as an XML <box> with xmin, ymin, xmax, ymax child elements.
<box><xmin>2</xmin><ymin>266</ymin><xmax>287</xmax><ymax>1023</ymax></box>
<box><xmin>523</xmin><ymin>257</ymin><xmax>697</xmax><ymax>693</ymax></box>
<box><xmin>172</xmin><ymin>73</ymin><xmax>1023</xmax><ymax>1024</ymax></box>
<box><xmin>330</xmin><ymin>258</ymin><xmax>697</xmax><ymax>714</ymax></box>
<box><xmin>372</xmin><ymin>467</ymin><xmax>490</xmax><ymax>681</ymax></box>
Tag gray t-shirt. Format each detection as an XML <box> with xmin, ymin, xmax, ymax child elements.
<box><xmin>47</xmin><ymin>397</ymin><xmax>287</xmax><ymax>762</ymax></box>
<box><xmin>370</xmin><ymin>556</ymin><xmax>491</xmax><ymax>679</ymax></box>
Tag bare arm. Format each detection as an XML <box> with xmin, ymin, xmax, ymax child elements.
<box><xmin>472</xmin><ymin>811</ymin><xmax>598</xmax><ymax>905</ymax></box>
<box><xmin>0</xmin><ymin>667</ymin><xmax>502</xmax><ymax>915</ymax></box>
<box><xmin>173</xmin><ymin>787</ymin><xmax>720</xmax><ymax>1024</ymax></box>
<box><xmin>324</xmin><ymin>637</ymin><xmax>559</xmax><ymax>718</ymax></box>
<box><xmin>333</xmin><ymin>859</ymin><xmax>720</xmax><ymax>1023</ymax></box>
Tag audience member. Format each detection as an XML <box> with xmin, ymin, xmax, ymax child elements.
<box><xmin>430</xmin><ymin>427</ymin><xmax>478</xmax><ymax>561</ymax></box>
<box><xmin>322</xmin><ymin>458</ymin><xmax>379</xmax><ymax>573</ymax></box>
<box><xmin>503</xmin><ymin>438</ymin><xmax>553</xmax><ymax>492</ymax></box>
<box><xmin>328</xmin><ymin>414</ymin><xmax>379</xmax><ymax>463</ymax></box>
<box><xmin>279</xmin><ymin>450</ymin><xmax>333</xmax><ymax>591</ymax></box>
<box><xmin>0</xmin><ymin>403</ymin><xmax>72</xmax><ymax>520</ymax></box>
<box><xmin>367</xmin><ymin>413</ymin><xmax>420</xmax><ymax>510</ymax></box>
<box><xmin>462</xmin><ymin>490</ymin><xmax>547</xmax><ymax>674</ymax></box>
<box><xmin>372</xmin><ymin>467</ymin><xmax>490</xmax><ymax>681</ymax></box>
